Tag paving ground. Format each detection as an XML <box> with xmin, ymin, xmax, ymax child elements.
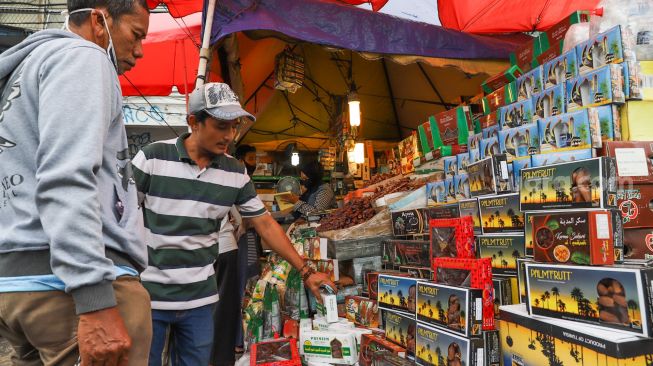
<box><xmin>0</xmin><ymin>338</ymin><xmax>12</xmax><ymax>366</ymax></box>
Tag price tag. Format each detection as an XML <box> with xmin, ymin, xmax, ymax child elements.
<box><xmin>595</xmin><ymin>213</ymin><xmax>610</xmax><ymax>240</ymax></box>
<box><xmin>615</xmin><ymin>148</ymin><xmax>649</xmax><ymax>176</ymax></box>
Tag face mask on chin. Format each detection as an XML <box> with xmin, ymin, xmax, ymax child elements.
<box><xmin>63</xmin><ymin>8</ymin><xmax>119</xmax><ymax>72</ymax></box>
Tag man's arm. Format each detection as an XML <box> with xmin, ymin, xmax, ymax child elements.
<box><xmin>248</xmin><ymin>214</ymin><xmax>336</xmax><ymax>298</ymax></box>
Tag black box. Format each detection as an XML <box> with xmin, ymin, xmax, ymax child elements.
<box><xmin>415</xmin><ymin>323</ymin><xmax>485</xmax><ymax>366</ymax></box>
<box><xmin>478</xmin><ymin>193</ymin><xmax>525</xmax><ymax>234</ymax></box>
<box><xmin>477</xmin><ymin>235</ymin><xmax>525</xmax><ymax>276</ymax></box>
<box><xmin>458</xmin><ymin>198</ymin><xmax>482</xmax><ymax>233</ymax></box>
<box><xmin>467</xmin><ymin>155</ymin><xmax>513</xmax><ymax>197</ymax></box>
<box><xmin>516</xmin><ymin>257</ymin><xmax>534</xmax><ymax>304</ymax></box>
<box><xmin>416</xmin><ymin>282</ymin><xmax>483</xmax><ymax>337</ymax></box>
<box><xmin>520</xmin><ymin>157</ymin><xmax>618</xmax><ymax>211</ymax></box>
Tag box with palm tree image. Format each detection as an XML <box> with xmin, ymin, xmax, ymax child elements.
<box><xmin>416</xmin><ymin>282</ymin><xmax>483</xmax><ymax>338</ymax></box>
<box><xmin>532</xmin><ymin>83</ymin><xmax>566</xmax><ymax>121</ymax></box>
<box><xmin>576</xmin><ymin>25</ymin><xmax>634</xmax><ymax>75</ymax></box>
<box><xmin>499</xmin><ymin>99</ymin><xmax>535</xmax><ymax>129</ymax></box>
<box><xmin>415</xmin><ymin>323</ymin><xmax>486</xmax><ymax>366</ymax></box>
<box><xmin>478</xmin><ymin>193</ymin><xmax>525</xmax><ymax>234</ymax></box>
<box><xmin>516</xmin><ymin>258</ymin><xmax>534</xmax><ymax>304</ymax></box>
<box><xmin>566</xmin><ymin>64</ymin><xmax>626</xmax><ymax>112</ymax></box>
<box><xmin>382</xmin><ymin>309</ymin><xmax>417</xmax><ymax>357</ymax></box>
<box><xmin>477</xmin><ymin>234</ymin><xmax>525</xmax><ymax>276</ymax></box>
<box><xmin>537</xmin><ymin>110</ymin><xmax>593</xmax><ymax>153</ymax></box>
<box><xmin>499</xmin><ymin>304</ymin><xmax>653</xmax><ymax>366</ymax></box>
<box><xmin>519</xmin><ymin>157</ymin><xmax>618</xmax><ymax>212</ymax></box>
<box><xmin>524</xmin><ymin>262</ymin><xmax>653</xmax><ymax>337</ymax></box>
<box><xmin>458</xmin><ymin>198</ymin><xmax>482</xmax><ymax>234</ymax></box>
<box><xmin>528</xmin><ymin>210</ymin><xmax>616</xmax><ymax>266</ymax></box>
<box><xmin>377</xmin><ymin>274</ymin><xmax>419</xmax><ymax>316</ymax></box>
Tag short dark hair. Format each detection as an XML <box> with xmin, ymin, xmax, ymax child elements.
<box><xmin>190</xmin><ymin>110</ymin><xmax>211</xmax><ymax>125</ymax></box>
<box><xmin>68</xmin><ymin>0</ymin><xmax>149</xmax><ymax>26</ymax></box>
<box><xmin>299</xmin><ymin>160</ymin><xmax>324</xmax><ymax>187</ymax></box>
<box><xmin>235</xmin><ymin>144</ymin><xmax>256</xmax><ymax>160</ymax></box>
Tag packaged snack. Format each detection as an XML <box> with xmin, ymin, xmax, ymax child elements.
<box><xmin>382</xmin><ymin>310</ymin><xmax>417</xmax><ymax>356</ymax></box>
<box><xmin>377</xmin><ymin>275</ymin><xmax>419</xmax><ymax>315</ymax></box>
<box><xmin>300</xmin><ymin>330</ymin><xmax>358</xmax><ymax>365</ymax></box>
<box><xmin>416</xmin><ymin>282</ymin><xmax>483</xmax><ymax>337</ymax></box>
<box><xmin>458</xmin><ymin>198</ymin><xmax>482</xmax><ymax>234</ymax></box>
<box><xmin>360</xmin><ymin>333</ymin><xmax>407</xmax><ymax>366</ymax></box>
<box><xmin>516</xmin><ymin>66</ymin><xmax>544</xmax><ymax>101</ymax></box>
<box><xmin>415</xmin><ymin>323</ymin><xmax>485</xmax><ymax>366</ymax></box>
<box><xmin>532</xmin><ymin>83</ymin><xmax>566</xmax><ymax>120</ymax></box>
<box><xmin>477</xmin><ymin>235</ymin><xmax>525</xmax><ymax>276</ymax></box>
<box><xmin>478</xmin><ymin>193</ymin><xmax>524</xmax><ymax>234</ymax></box>
<box><xmin>566</xmin><ymin>64</ymin><xmax>626</xmax><ymax>112</ymax></box>
<box><xmin>429</xmin><ymin>217</ymin><xmax>475</xmax><ymax>260</ymax></box>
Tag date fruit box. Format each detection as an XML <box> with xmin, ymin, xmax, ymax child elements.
<box><xmin>566</xmin><ymin>64</ymin><xmax>626</xmax><ymax>112</ymax></box>
<box><xmin>377</xmin><ymin>275</ymin><xmax>419</xmax><ymax>316</ymax></box>
<box><xmin>500</xmin><ymin>100</ymin><xmax>536</xmax><ymax>129</ymax></box>
<box><xmin>344</xmin><ymin>295</ymin><xmax>380</xmax><ymax>328</ymax></box>
<box><xmin>458</xmin><ymin>198</ymin><xmax>482</xmax><ymax>234</ymax></box>
<box><xmin>524</xmin><ymin>262</ymin><xmax>653</xmax><ymax>337</ymax></box>
<box><xmin>382</xmin><ymin>310</ymin><xmax>417</xmax><ymax>356</ymax></box>
<box><xmin>537</xmin><ymin>109</ymin><xmax>592</xmax><ymax>153</ymax></box>
<box><xmin>528</xmin><ymin>210</ymin><xmax>615</xmax><ymax>266</ymax></box>
<box><xmin>391</xmin><ymin>240</ymin><xmax>430</xmax><ymax>268</ymax></box>
<box><xmin>543</xmin><ymin>47</ymin><xmax>579</xmax><ymax>89</ymax></box>
<box><xmin>500</xmin><ymin>304</ymin><xmax>653</xmax><ymax>366</ymax></box>
<box><xmin>519</xmin><ymin>157</ymin><xmax>618</xmax><ymax>212</ymax></box>
<box><xmin>429</xmin><ymin>217</ymin><xmax>475</xmax><ymax>260</ymax></box>
<box><xmin>432</xmin><ymin>257</ymin><xmax>494</xmax><ymax>330</ymax></box>
<box><xmin>600</xmin><ymin>141</ymin><xmax>653</xmax><ymax>185</ymax></box>
<box><xmin>415</xmin><ymin>323</ymin><xmax>485</xmax><ymax>366</ymax></box>
<box><xmin>300</xmin><ymin>330</ymin><xmax>358</xmax><ymax>365</ymax></box>
<box><xmin>516</xmin><ymin>258</ymin><xmax>534</xmax><ymax>304</ymax></box>
<box><xmin>391</xmin><ymin>209</ymin><xmax>428</xmax><ymax>237</ymax></box>
<box><xmin>493</xmin><ymin>278</ymin><xmax>513</xmax><ymax>319</ymax></box>
<box><xmin>623</xmin><ymin>228</ymin><xmax>653</xmax><ymax>262</ymax></box>
<box><xmin>532</xmin><ymin>83</ymin><xmax>566</xmax><ymax>120</ymax></box>
<box><xmin>478</xmin><ymin>193</ymin><xmax>524</xmax><ymax>234</ymax></box>
<box><xmin>468</xmin><ymin>155</ymin><xmax>513</xmax><ymax>197</ymax></box>
<box><xmin>576</xmin><ymin>25</ymin><xmax>633</xmax><ymax>74</ymax></box>
<box><xmin>368</xmin><ymin>271</ymin><xmax>412</xmax><ymax>300</ymax></box>
<box><xmin>482</xmin><ymin>65</ymin><xmax>523</xmax><ymax>94</ymax></box>
<box><xmin>530</xmin><ymin>148</ymin><xmax>594</xmax><ymax>167</ymax></box>
<box><xmin>359</xmin><ymin>333</ymin><xmax>406</xmax><ymax>366</ymax></box>
<box><xmin>499</xmin><ymin>123</ymin><xmax>539</xmax><ymax>162</ymax></box>
<box><xmin>517</xmin><ymin>66</ymin><xmax>544</xmax><ymax>101</ymax></box>
<box><xmin>477</xmin><ymin>235</ymin><xmax>525</xmax><ymax>276</ymax></box>
<box><xmin>416</xmin><ymin>282</ymin><xmax>483</xmax><ymax>337</ymax></box>
<box><xmin>617</xmin><ymin>185</ymin><xmax>653</xmax><ymax>229</ymax></box>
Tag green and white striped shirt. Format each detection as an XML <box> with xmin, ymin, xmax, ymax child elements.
<box><xmin>132</xmin><ymin>133</ymin><xmax>266</xmax><ymax>310</ymax></box>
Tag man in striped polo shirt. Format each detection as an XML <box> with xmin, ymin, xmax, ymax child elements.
<box><xmin>132</xmin><ymin>83</ymin><xmax>335</xmax><ymax>366</ymax></box>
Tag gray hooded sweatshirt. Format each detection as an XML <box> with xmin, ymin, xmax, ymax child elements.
<box><xmin>0</xmin><ymin>30</ymin><xmax>146</xmax><ymax>314</ymax></box>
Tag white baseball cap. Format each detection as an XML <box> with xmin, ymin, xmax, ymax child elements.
<box><xmin>188</xmin><ymin>82</ymin><xmax>255</xmax><ymax>121</ymax></box>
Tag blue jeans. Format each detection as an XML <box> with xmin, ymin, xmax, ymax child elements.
<box><xmin>149</xmin><ymin>304</ymin><xmax>215</xmax><ymax>366</ymax></box>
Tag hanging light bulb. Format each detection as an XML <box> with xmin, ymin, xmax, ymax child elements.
<box><xmin>348</xmin><ymin>91</ymin><xmax>361</xmax><ymax>127</ymax></box>
<box><xmin>353</xmin><ymin>142</ymin><xmax>365</xmax><ymax>164</ymax></box>
<box><xmin>291</xmin><ymin>152</ymin><xmax>300</xmax><ymax>166</ymax></box>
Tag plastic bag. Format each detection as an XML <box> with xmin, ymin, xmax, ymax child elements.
<box><xmin>562</xmin><ymin>23</ymin><xmax>591</xmax><ymax>53</ymax></box>
<box><xmin>589</xmin><ymin>0</ymin><xmax>653</xmax><ymax>60</ymax></box>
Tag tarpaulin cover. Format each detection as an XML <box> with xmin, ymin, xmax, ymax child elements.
<box><xmin>146</xmin><ymin>0</ymin><xmax>202</xmax><ymax>18</ymax></box>
<box><xmin>438</xmin><ymin>0</ymin><xmax>601</xmax><ymax>34</ymax></box>
<box><xmin>209</xmin><ymin>0</ymin><xmax>521</xmax><ymax>59</ymax></box>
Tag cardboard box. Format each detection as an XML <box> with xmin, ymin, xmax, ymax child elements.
<box><xmin>493</xmin><ymin>278</ymin><xmax>514</xmax><ymax>319</ymax></box>
<box><xmin>611</xmin><ymin>207</ymin><xmax>625</xmax><ymax>263</ymax></box>
<box><xmin>477</xmin><ymin>235</ymin><xmax>525</xmax><ymax>276</ymax></box>
<box><xmin>525</xmin><ymin>262</ymin><xmax>653</xmax><ymax>337</ymax></box>
<box><xmin>391</xmin><ymin>209</ymin><xmax>428</xmax><ymax>237</ymax></box>
<box><xmin>482</xmin><ymin>65</ymin><xmax>523</xmax><ymax>94</ymax></box>
<box><xmin>456</xmin><ymin>153</ymin><xmax>470</xmax><ymax>174</ymax></box>
<box><xmin>468</xmin><ymin>155</ymin><xmax>512</xmax><ymax>197</ymax></box>
<box><xmin>510</xmin><ymin>38</ymin><xmax>540</xmax><ymax>73</ymax></box>
<box><xmin>370</xmin><ymin>349</ymin><xmax>413</xmax><ymax>366</ymax></box>
<box><xmin>458</xmin><ymin>198</ymin><xmax>482</xmax><ymax>234</ymax></box>
<box><xmin>415</xmin><ymin>323</ymin><xmax>485</xmax><ymax>366</ymax></box>
<box><xmin>588</xmin><ymin>104</ymin><xmax>621</xmax><ymax>144</ymax></box>
<box><xmin>307</xmin><ymin>259</ymin><xmax>339</xmax><ymax>282</ymax></box>
<box><xmin>479</xmin><ymin>136</ymin><xmax>500</xmax><ymax>159</ymax></box>
<box><xmin>538</xmin><ymin>11</ymin><xmax>591</xmax><ymax>54</ymax></box>
<box><xmin>617</xmin><ymin>185</ymin><xmax>653</xmax><ymax>228</ymax></box>
<box><xmin>641</xmin><ymin>61</ymin><xmax>653</xmax><ymax>101</ymax></box>
<box><xmin>499</xmin><ymin>123</ymin><xmax>539</xmax><ymax>162</ymax></box>
<box><xmin>377</xmin><ymin>275</ymin><xmax>419</xmax><ymax>315</ymax></box>
<box><xmin>601</xmin><ymin>141</ymin><xmax>653</xmax><ymax>184</ymax></box>
<box><xmin>620</xmin><ymin>101</ymin><xmax>653</xmax><ymax>141</ymax></box>
<box><xmin>418</xmin><ymin>118</ymin><xmax>437</xmax><ymax>154</ymax></box>
<box><xmin>481</xmin><ymin>124</ymin><xmax>500</xmax><ymax>140</ymax></box>
<box><xmin>520</xmin><ymin>157</ymin><xmax>618</xmax><ymax>211</ymax></box>
<box><xmin>416</xmin><ymin>282</ymin><xmax>483</xmax><ymax>337</ymax></box>
<box><xmin>528</xmin><ymin>210</ymin><xmax>615</xmax><ymax>265</ymax></box>
<box><xmin>482</xmin><ymin>82</ymin><xmax>518</xmax><ymax>115</ymax></box>
<box><xmin>391</xmin><ymin>241</ymin><xmax>430</xmax><ymax>268</ymax></box>
<box><xmin>382</xmin><ymin>310</ymin><xmax>417</xmax><ymax>356</ymax></box>
<box><xmin>344</xmin><ymin>296</ymin><xmax>380</xmax><ymax>328</ymax></box>
<box><xmin>300</xmin><ymin>330</ymin><xmax>358</xmax><ymax>365</ymax></box>
<box><xmin>251</xmin><ymin>338</ymin><xmax>301</xmax><ymax>366</ymax></box>
<box><xmin>478</xmin><ymin>193</ymin><xmax>524</xmax><ymax>234</ymax></box>
<box><xmin>530</xmin><ymin>148</ymin><xmax>594</xmax><ymax>167</ymax></box>
<box><xmin>482</xmin><ymin>330</ymin><xmax>501</xmax><ymax>366</ymax></box>
<box><xmin>429</xmin><ymin>217</ymin><xmax>475</xmax><ymax>260</ymax></box>
<box><xmin>443</xmin><ymin>156</ymin><xmax>457</xmax><ymax>178</ymax></box>
<box><xmin>360</xmin><ymin>333</ymin><xmax>406</xmax><ymax>366</ymax></box>
<box><xmin>454</xmin><ymin>174</ymin><xmax>471</xmax><ymax>201</ymax></box>
<box><xmin>399</xmin><ymin>266</ymin><xmax>433</xmax><ymax>281</ymax></box>
<box><xmin>318</xmin><ymin>292</ymin><xmax>339</xmax><ymax>323</ymax></box>
<box><xmin>623</xmin><ymin>60</ymin><xmax>644</xmax><ymax>100</ymax></box>
<box><xmin>623</xmin><ymin>228</ymin><xmax>653</xmax><ymax>261</ymax></box>
<box><xmin>512</xmin><ymin>156</ymin><xmax>532</xmax><ymax>189</ymax></box>
<box><xmin>516</xmin><ymin>258</ymin><xmax>534</xmax><ymax>303</ymax></box>
<box><xmin>576</xmin><ymin>25</ymin><xmax>634</xmax><ymax>74</ymax></box>
<box><xmin>467</xmin><ymin>132</ymin><xmax>482</xmax><ymax>152</ymax></box>
<box><xmin>432</xmin><ymin>257</ymin><xmax>494</xmax><ymax>329</ymax></box>
<box><xmin>543</xmin><ymin>47</ymin><xmax>579</xmax><ymax>89</ymax></box>
<box><xmin>500</xmin><ymin>99</ymin><xmax>536</xmax><ymax>130</ymax></box>
<box><xmin>368</xmin><ymin>271</ymin><xmax>412</xmax><ymax>300</ymax></box>
<box><xmin>477</xmin><ymin>112</ymin><xmax>498</xmax><ymax>130</ymax></box>
<box><xmin>532</xmin><ymin>83</ymin><xmax>566</xmax><ymax>120</ymax></box>
<box><xmin>426</xmin><ymin>180</ymin><xmax>455</xmax><ymax>206</ymax></box>
<box><xmin>524</xmin><ymin>213</ymin><xmax>534</xmax><ymax>257</ymax></box>
<box><xmin>499</xmin><ymin>304</ymin><xmax>653</xmax><ymax>366</ymax></box>
<box><xmin>431</xmin><ymin>106</ymin><xmax>472</xmax><ymax>147</ymax></box>
<box><xmin>538</xmin><ymin>109</ymin><xmax>592</xmax><ymax>153</ymax></box>
<box><xmin>517</xmin><ymin>66</ymin><xmax>544</xmax><ymax>101</ymax></box>
<box><xmin>398</xmin><ymin>132</ymin><xmax>420</xmax><ymax>175</ymax></box>
<box><xmin>566</xmin><ymin>64</ymin><xmax>626</xmax><ymax>112</ymax></box>
<box><xmin>468</xmin><ymin>148</ymin><xmax>480</xmax><ymax>164</ymax></box>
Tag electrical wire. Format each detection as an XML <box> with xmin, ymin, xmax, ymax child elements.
<box><xmin>121</xmin><ymin>74</ymin><xmax>182</xmax><ymax>137</ymax></box>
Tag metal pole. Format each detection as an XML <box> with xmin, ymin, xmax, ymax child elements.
<box><xmin>195</xmin><ymin>0</ymin><xmax>217</xmax><ymax>88</ymax></box>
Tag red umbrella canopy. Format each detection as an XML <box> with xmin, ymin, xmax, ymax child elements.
<box><xmin>119</xmin><ymin>12</ymin><xmax>203</xmax><ymax>96</ymax></box>
<box><xmin>146</xmin><ymin>0</ymin><xmax>203</xmax><ymax>18</ymax></box>
<box><xmin>437</xmin><ymin>0</ymin><xmax>601</xmax><ymax>34</ymax></box>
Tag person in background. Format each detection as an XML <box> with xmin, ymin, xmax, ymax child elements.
<box><xmin>133</xmin><ymin>83</ymin><xmax>335</xmax><ymax>366</ymax></box>
<box><xmin>211</xmin><ymin>145</ymin><xmax>258</xmax><ymax>366</ymax></box>
<box><xmin>287</xmin><ymin>160</ymin><xmax>337</xmax><ymax>218</ymax></box>
<box><xmin>0</xmin><ymin>1</ymin><xmax>151</xmax><ymax>364</ymax></box>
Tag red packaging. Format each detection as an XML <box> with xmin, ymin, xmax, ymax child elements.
<box><xmin>623</xmin><ymin>227</ymin><xmax>653</xmax><ymax>261</ymax></box>
<box><xmin>344</xmin><ymin>295</ymin><xmax>380</xmax><ymax>328</ymax></box>
<box><xmin>617</xmin><ymin>185</ymin><xmax>653</xmax><ymax>228</ymax></box>
<box><xmin>250</xmin><ymin>338</ymin><xmax>300</xmax><ymax>366</ymax></box>
<box><xmin>477</xmin><ymin>112</ymin><xmax>498</xmax><ymax>130</ymax></box>
<box><xmin>366</xmin><ymin>271</ymin><xmax>412</xmax><ymax>300</ymax></box>
<box><xmin>432</xmin><ymin>257</ymin><xmax>494</xmax><ymax>330</ymax></box>
<box><xmin>359</xmin><ymin>334</ymin><xmax>407</xmax><ymax>366</ymax></box>
<box><xmin>429</xmin><ymin>217</ymin><xmax>475</xmax><ymax>260</ymax></box>
<box><xmin>600</xmin><ymin>141</ymin><xmax>653</xmax><ymax>185</ymax></box>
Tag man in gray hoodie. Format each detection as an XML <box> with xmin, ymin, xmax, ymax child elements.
<box><xmin>0</xmin><ymin>1</ymin><xmax>151</xmax><ymax>365</ymax></box>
